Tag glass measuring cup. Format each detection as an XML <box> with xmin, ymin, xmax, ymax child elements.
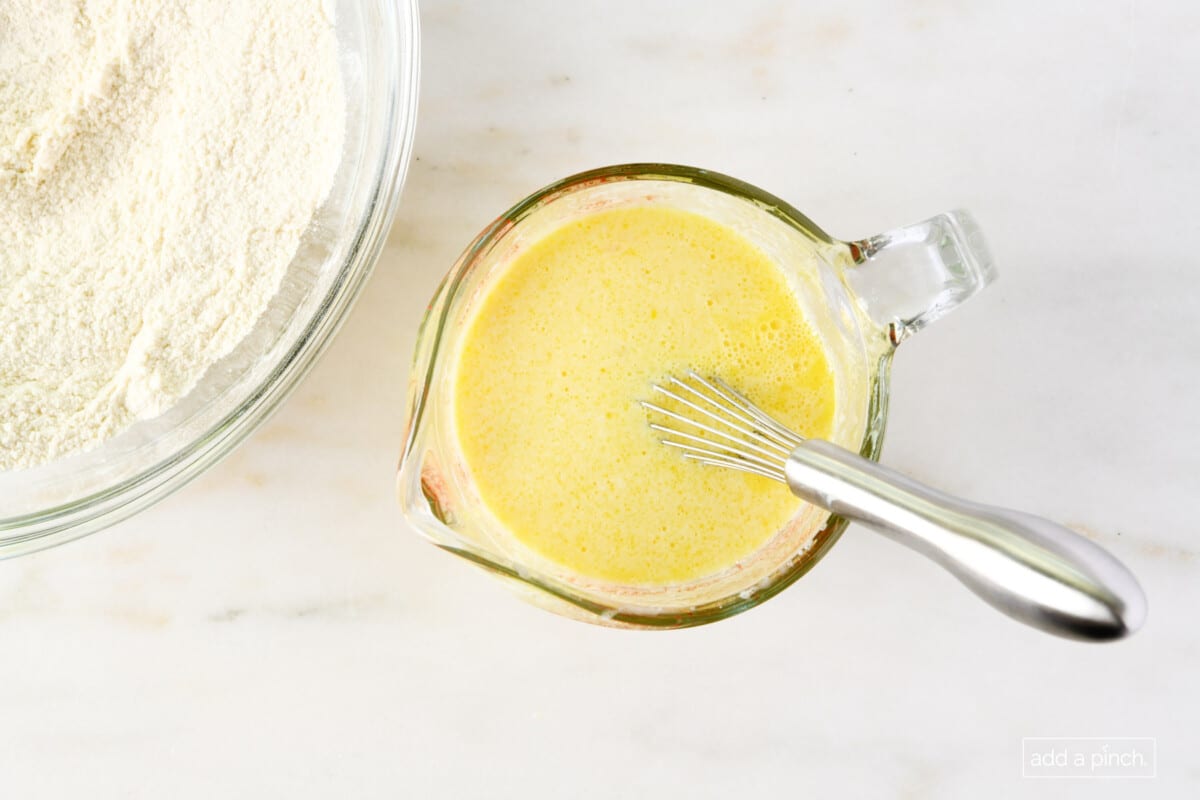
<box><xmin>398</xmin><ymin>163</ymin><xmax>996</xmax><ymax>628</ymax></box>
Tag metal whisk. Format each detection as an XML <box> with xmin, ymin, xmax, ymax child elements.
<box><xmin>641</xmin><ymin>372</ymin><xmax>1147</xmax><ymax>642</ymax></box>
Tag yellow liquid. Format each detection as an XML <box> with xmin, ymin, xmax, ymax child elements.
<box><xmin>454</xmin><ymin>207</ymin><xmax>835</xmax><ymax>585</ymax></box>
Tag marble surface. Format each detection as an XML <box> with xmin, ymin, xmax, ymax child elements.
<box><xmin>2</xmin><ymin>1</ymin><xmax>1198</xmax><ymax>796</ymax></box>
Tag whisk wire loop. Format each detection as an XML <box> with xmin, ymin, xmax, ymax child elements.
<box><xmin>641</xmin><ymin>372</ymin><xmax>805</xmax><ymax>484</ymax></box>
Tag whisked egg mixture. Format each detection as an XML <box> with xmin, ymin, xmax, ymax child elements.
<box><xmin>453</xmin><ymin>206</ymin><xmax>836</xmax><ymax>585</ymax></box>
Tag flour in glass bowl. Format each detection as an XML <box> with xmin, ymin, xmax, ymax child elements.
<box><xmin>0</xmin><ymin>0</ymin><xmax>344</xmax><ymax>470</ymax></box>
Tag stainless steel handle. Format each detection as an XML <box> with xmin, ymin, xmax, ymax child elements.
<box><xmin>785</xmin><ymin>440</ymin><xmax>1147</xmax><ymax>641</ymax></box>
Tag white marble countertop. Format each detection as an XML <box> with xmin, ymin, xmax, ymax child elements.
<box><xmin>2</xmin><ymin>1</ymin><xmax>1197</xmax><ymax>797</ymax></box>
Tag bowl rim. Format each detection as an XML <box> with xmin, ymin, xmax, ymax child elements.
<box><xmin>0</xmin><ymin>0</ymin><xmax>421</xmax><ymax>559</ymax></box>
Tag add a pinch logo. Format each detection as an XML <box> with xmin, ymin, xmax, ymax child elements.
<box><xmin>1022</xmin><ymin>737</ymin><xmax>1156</xmax><ymax>779</ymax></box>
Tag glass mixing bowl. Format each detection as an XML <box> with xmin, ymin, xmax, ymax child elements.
<box><xmin>0</xmin><ymin>0</ymin><xmax>420</xmax><ymax>559</ymax></box>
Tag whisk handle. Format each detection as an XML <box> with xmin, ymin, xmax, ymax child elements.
<box><xmin>785</xmin><ymin>440</ymin><xmax>1146</xmax><ymax>641</ymax></box>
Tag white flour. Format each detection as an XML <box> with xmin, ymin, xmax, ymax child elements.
<box><xmin>0</xmin><ymin>1</ymin><xmax>343</xmax><ymax>469</ymax></box>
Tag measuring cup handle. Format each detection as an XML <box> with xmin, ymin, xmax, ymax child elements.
<box><xmin>784</xmin><ymin>440</ymin><xmax>1147</xmax><ymax>641</ymax></box>
<box><xmin>842</xmin><ymin>210</ymin><xmax>997</xmax><ymax>345</ymax></box>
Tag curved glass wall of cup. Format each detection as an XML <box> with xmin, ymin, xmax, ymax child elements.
<box><xmin>398</xmin><ymin>165</ymin><xmax>895</xmax><ymax>628</ymax></box>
